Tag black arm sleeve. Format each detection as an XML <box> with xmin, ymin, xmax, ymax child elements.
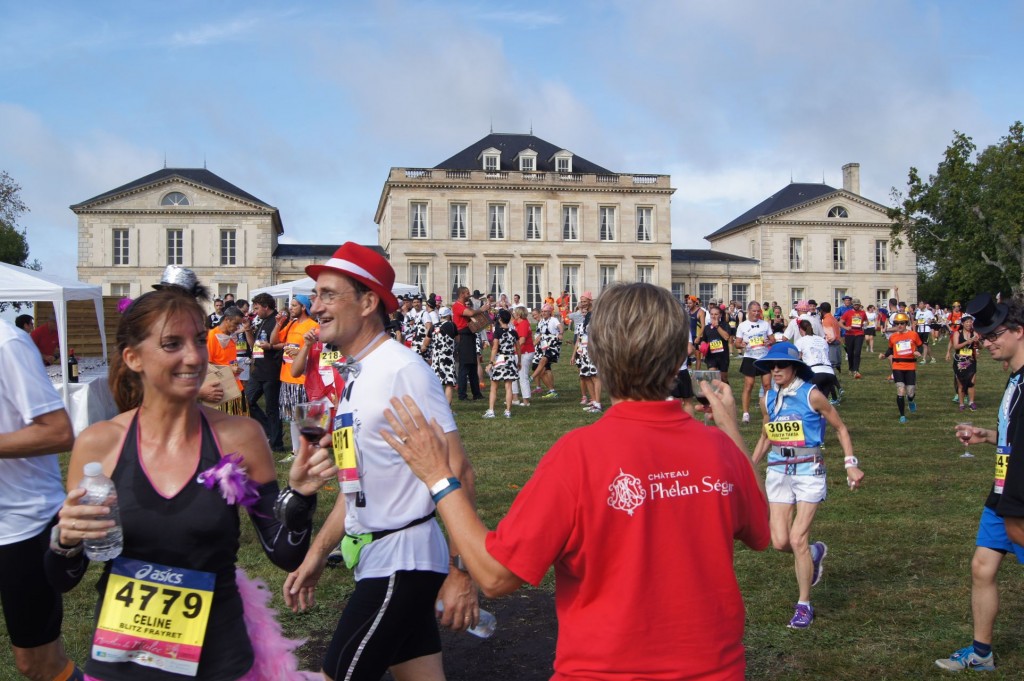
<box><xmin>248</xmin><ymin>480</ymin><xmax>312</xmax><ymax>572</ymax></box>
<box><xmin>44</xmin><ymin>547</ymin><xmax>90</xmax><ymax>593</ymax></box>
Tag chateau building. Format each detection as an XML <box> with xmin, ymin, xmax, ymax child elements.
<box><xmin>373</xmin><ymin>133</ymin><xmax>675</xmax><ymax>309</ymax></box>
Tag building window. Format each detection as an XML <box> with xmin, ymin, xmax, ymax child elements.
<box><xmin>526</xmin><ymin>265</ymin><xmax>543</xmax><ymax>310</ymax></box>
<box><xmin>450</xmin><ymin>203</ymin><xmax>467</xmax><ymax>239</ymax></box>
<box><xmin>161</xmin><ymin>191</ymin><xmax>189</xmax><ymax>206</ymax></box>
<box><xmin>828</xmin><ymin>205</ymin><xmax>849</xmax><ymax>218</ymax></box>
<box><xmin>166</xmin><ymin>229</ymin><xmax>183</xmax><ymax>266</ymax></box>
<box><xmin>834</xmin><ymin>288</ymin><xmax>848</xmax><ymax>309</ymax></box>
<box><xmin>525</xmin><ymin>205</ymin><xmax>542</xmax><ymax>240</ymax></box>
<box><xmin>488</xmin><ymin>204</ymin><xmax>506</xmax><ymax>240</ymax></box>
<box><xmin>113</xmin><ymin>229</ymin><xmax>130</xmax><ymax>265</ymax></box>
<box><xmin>520</xmin><ymin>156</ymin><xmax>535</xmax><ymax>172</ymax></box>
<box><xmin>600</xmin><ymin>265</ymin><xmax>618</xmax><ymax>292</ymax></box>
<box><xmin>218</xmin><ymin>284</ymin><xmax>237</xmax><ymax>299</ymax></box>
<box><xmin>561</xmin><ymin>264</ymin><xmax>580</xmax><ymax>305</ymax></box>
<box><xmin>699</xmin><ymin>283</ymin><xmax>717</xmax><ymax>303</ymax></box>
<box><xmin>833</xmin><ymin>238</ymin><xmax>847</xmax><ymax>271</ymax></box>
<box><xmin>487</xmin><ymin>263</ymin><xmax>507</xmax><ymax>297</ymax></box>
<box><xmin>599</xmin><ymin>207</ymin><xmax>616</xmax><ymax>241</ymax></box>
<box><xmin>749</xmin><ymin>239</ymin><xmax>756</xmax><ymax>257</ymax></box>
<box><xmin>789</xmin><ymin>238</ymin><xmax>803</xmax><ymax>270</ymax></box>
<box><xmin>220</xmin><ymin>229</ymin><xmax>236</xmax><ymax>266</ymax></box>
<box><xmin>562</xmin><ymin>206</ymin><xmax>579</xmax><ymax>241</ymax></box>
<box><xmin>410</xmin><ymin>202</ymin><xmax>428</xmax><ymax>239</ymax></box>
<box><xmin>449</xmin><ymin>263</ymin><xmax>468</xmax><ymax>301</ymax></box>
<box><xmin>671</xmin><ymin>283</ymin><xmax>685</xmax><ymax>303</ymax></box>
<box><xmin>110</xmin><ymin>283</ymin><xmax>130</xmax><ymax>297</ymax></box>
<box><xmin>731</xmin><ymin>284</ymin><xmax>750</xmax><ymax>307</ymax></box>
<box><xmin>636</xmin><ymin>207</ymin><xmax>653</xmax><ymax>242</ymax></box>
<box><xmin>556</xmin><ymin>156</ymin><xmax>572</xmax><ymax>174</ymax></box>
<box><xmin>409</xmin><ymin>263</ymin><xmax>428</xmax><ymax>294</ymax></box>
<box><xmin>875</xmin><ymin>240</ymin><xmax>889</xmax><ymax>271</ymax></box>
<box><xmin>483</xmin><ymin>154</ymin><xmax>499</xmax><ymax>172</ymax></box>
<box><xmin>876</xmin><ymin>289</ymin><xmax>892</xmax><ymax>308</ymax></box>
<box><xmin>791</xmin><ymin>288</ymin><xmax>805</xmax><ymax>304</ymax></box>
<box><xmin>637</xmin><ymin>265</ymin><xmax>654</xmax><ymax>284</ymax></box>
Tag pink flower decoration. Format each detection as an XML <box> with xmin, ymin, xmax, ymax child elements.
<box><xmin>197</xmin><ymin>453</ymin><xmax>260</xmax><ymax>509</ymax></box>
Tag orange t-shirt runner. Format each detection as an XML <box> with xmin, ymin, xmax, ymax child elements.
<box><xmin>888</xmin><ymin>330</ymin><xmax>923</xmax><ymax>371</ymax></box>
<box><xmin>279</xmin><ymin>318</ymin><xmax>319</xmax><ymax>385</ymax></box>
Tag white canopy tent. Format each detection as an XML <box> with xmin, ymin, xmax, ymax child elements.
<box><xmin>0</xmin><ymin>262</ymin><xmax>108</xmax><ymax>407</ymax></box>
<box><xmin>251</xmin><ymin>277</ymin><xmax>421</xmax><ymax>301</ymax></box>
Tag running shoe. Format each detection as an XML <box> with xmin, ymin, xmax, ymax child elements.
<box><xmin>854</xmin><ymin>372</ymin><xmax>863</xmax><ymax>379</ymax></box>
<box><xmin>930</xmin><ymin>357</ymin><xmax>936</xmax><ymax>364</ymax></box>
<box><xmin>516</xmin><ymin>401</ymin><xmax>530</xmax><ymax>407</ymax></box>
<box><xmin>787</xmin><ymin>604</ymin><xmax>814</xmax><ymax>629</ymax></box>
<box><xmin>580</xmin><ymin>396</ymin><xmax>590</xmax><ymax>405</ymax></box>
<box><xmin>326</xmin><ymin>547</ymin><xmax>344</xmax><ymax>568</ymax></box>
<box><xmin>909</xmin><ymin>401</ymin><xmax>917</xmax><ymax>413</ymax></box>
<box><xmin>540</xmin><ymin>390</ymin><xmax>558</xmax><ymax>399</ymax></box>
<box><xmin>810</xmin><ymin>542</ymin><xmax>828</xmax><ymax>586</ymax></box>
<box><xmin>959</xmin><ymin>404</ymin><xmax>966</xmax><ymax>412</ymax></box>
<box><xmin>899</xmin><ymin>416</ymin><xmax>908</xmax><ymax>424</ymax></box>
<box><xmin>278</xmin><ymin>453</ymin><xmax>296</xmax><ymax>464</ymax></box>
<box><xmin>503</xmin><ymin>410</ymin><xmax>512</xmax><ymax>419</ymax></box>
<box><xmin>828</xmin><ymin>399</ymin><xmax>840</xmax><ymax>406</ymax></box>
<box><xmin>934</xmin><ymin>645</ymin><xmax>994</xmax><ymax>671</ymax></box>
<box><xmin>482</xmin><ymin>410</ymin><xmax>496</xmax><ymax>418</ymax></box>
<box><xmin>585</xmin><ymin>404</ymin><xmax>603</xmax><ymax>414</ymax></box>
<box><xmin>970</xmin><ymin>402</ymin><xmax>977</xmax><ymax>411</ymax></box>
<box><xmin>511</xmin><ymin>400</ymin><xmax>522</xmax><ymax>406</ymax></box>
<box><xmin>953</xmin><ymin>394</ymin><xmax>960</xmax><ymax>403</ymax></box>
<box><xmin>742</xmin><ymin>412</ymin><xmax>750</xmax><ymax>423</ymax></box>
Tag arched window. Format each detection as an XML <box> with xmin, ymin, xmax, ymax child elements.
<box><xmin>161</xmin><ymin>191</ymin><xmax>190</xmax><ymax>206</ymax></box>
<box><xmin>827</xmin><ymin>205</ymin><xmax>849</xmax><ymax>218</ymax></box>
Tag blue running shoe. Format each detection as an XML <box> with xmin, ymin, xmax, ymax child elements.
<box><xmin>899</xmin><ymin>416</ymin><xmax>908</xmax><ymax>424</ymax></box>
<box><xmin>909</xmin><ymin>401</ymin><xmax>917</xmax><ymax>413</ymax></box>
<box><xmin>810</xmin><ymin>542</ymin><xmax>828</xmax><ymax>587</ymax></box>
<box><xmin>934</xmin><ymin>645</ymin><xmax>995</xmax><ymax>671</ymax></box>
<box><xmin>788</xmin><ymin>604</ymin><xmax>814</xmax><ymax>629</ymax></box>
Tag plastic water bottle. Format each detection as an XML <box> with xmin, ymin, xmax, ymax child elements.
<box><xmin>80</xmin><ymin>462</ymin><xmax>123</xmax><ymax>561</ymax></box>
<box><xmin>436</xmin><ymin>600</ymin><xmax>497</xmax><ymax>639</ymax></box>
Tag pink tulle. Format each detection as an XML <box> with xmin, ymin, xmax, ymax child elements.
<box><xmin>236</xmin><ymin>568</ymin><xmax>321</xmax><ymax>681</ymax></box>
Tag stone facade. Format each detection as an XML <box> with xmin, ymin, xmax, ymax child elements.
<box><xmin>374</xmin><ymin>134</ymin><xmax>674</xmax><ymax>309</ymax></box>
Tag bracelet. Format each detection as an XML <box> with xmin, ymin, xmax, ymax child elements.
<box><xmin>844</xmin><ymin>456</ymin><xmax>859</xmax><ymax>469</ymax></box>
<box><xmin>49</xmin><ymin>525</ymin><xmax>84</xmax><ymax>558</ymax></box>
<box><xmin>273</xmin><ymin>486</ymin><xmax>317</xmax><ymax>532</ymax></box>
<box><xmin>430</xmin><ymin>477</ymin><xmax>462</xmax><ymax>505</ymax></box>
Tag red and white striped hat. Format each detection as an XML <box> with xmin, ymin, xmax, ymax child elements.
<box><xmin>305</xmin><ymin>242</ymin><xmax>399</xmax><ymax>313</ymax></box>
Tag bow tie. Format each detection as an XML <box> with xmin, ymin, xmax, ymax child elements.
<box><xmin>332</xmin><ymin>357</ymin><xmax>361</xmax><ymax>380</ymax></box>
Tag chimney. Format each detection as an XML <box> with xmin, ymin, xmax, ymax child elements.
<box><xmin>842</xmin><ymin>163</ymin><xmax>860</xmax><ymax>195</ymax></box>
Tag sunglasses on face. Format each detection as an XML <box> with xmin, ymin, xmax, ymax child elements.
<box><xmin>764</xmin><ymin>362</ymin><xmax>795</xmax><ymax>371</ymax></box>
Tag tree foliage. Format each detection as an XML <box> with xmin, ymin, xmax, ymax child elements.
<box><xmin>889</xmin><ymin>121</ymin><xmax>1024</xmax><ymax>298</ymax></box>
<box><xmin>0</xmin><ymin>170</ymin><xmax>39</xmax><ymax>312</ymax></box>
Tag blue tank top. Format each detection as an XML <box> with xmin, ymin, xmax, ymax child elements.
<box><xmin>86</xmin><ymin>412</ymin><xmax>252</xmax><ymax>681</ymax></box>
<box><xmin>764</xmin><ymin>382</ymin><xmax>826</xmax><ymax>475</ymax></box>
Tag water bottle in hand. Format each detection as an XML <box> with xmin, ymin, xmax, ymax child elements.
<box><xmin>80</xmin><ymin>462</ymin><xmax>123</xmax><ymax>561</ymax></box>
<box><xmin>436</xmin><ymin>600</ymin><xmax>497</xmax><ymax>638</ymax></box>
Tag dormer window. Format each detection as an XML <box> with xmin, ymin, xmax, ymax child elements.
<box><xmin>480</xmin><ymin>147</ymin><xmax>501</xmax><ymax>172</ymax></box>
<box><xmin>557</xmin><ymin>157</ymin><xmax>571</xmax><ymax>173</ymax></box>
<box><xmin>161</xmin><ymin>191</ymin><xmax>189</xmax><ymax>206</ymax></box>
<box><xmin>828</xmin><ymin>205</ymin><xmax>849</xmax><ymax>218</ymax></box>
<box><xmin>517</xmin><ymin>149</ymin><xmax>538</xmax><ymax>172</ymax></box>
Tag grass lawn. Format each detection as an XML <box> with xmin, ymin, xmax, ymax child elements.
<box><xmin>3</xmin><ymin>337</ymin><xmax>1024</xmax><ymax>680</ymax></box>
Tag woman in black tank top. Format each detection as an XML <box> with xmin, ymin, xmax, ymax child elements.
<box><xmin>45</xmin><ymin>282</ymin><xmax>336</xmax><ymax>680</ymax></box>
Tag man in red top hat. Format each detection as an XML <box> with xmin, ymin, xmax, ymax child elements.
<box><xmin>283</xmin><ymin>242</ymin><xmax>478</xmax><ymax>681</ymax></box>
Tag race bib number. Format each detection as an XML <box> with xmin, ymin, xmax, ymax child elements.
<box><xmin>251</xmin><ymin>345</ymin><xmax>264</xmax><ymax>359</ymax></box>
<box><xmin>319</xmin><ymin>350</ymin><xmax>342</xmax><ymax>369</ymax></box>
<box><xmin>958</xmin><ymin>347</ymin><xmax>974</xmax><ymax>357</ymax></box>
<box><xmin>709</xmin><ymin>339</ymin><xmax>724</xmax><ymax>353</ymax></box>
<box><xmin>332</xmin><ymin>412</ymin><xmax>361</xmax><ymax>494</ymax></box>
<box><xmin>748</xmin><ymin>335</ymin><xmax>765</xmax><ymax>348</ymax></box>
<box><xmin>764</xmin><ymin>416</ymin><xmax>806</xmax><ymax>447</ymax></box>
<box><xmin>852</xmin><ymin>315</ymin><xmax>863</xmax><ymax>328</ymax></box>
<box><xmin>493</xmin><ymin>355</ymin><xmax>507</xmax><ymax>368</ymax></box>
<box><xmin>92</xmin><ymin>558</ymin><xmax>214</xmax><ymax>677</ymax></box>
<box><xmin>994</xmin><ymin>446</ymin><xmax>1010</xmax><ymax>495</ymax></box>
<box><xmin>894</xmin><ymin>339</ymin><xmax>913</xmax><ymax>355</ymax></box>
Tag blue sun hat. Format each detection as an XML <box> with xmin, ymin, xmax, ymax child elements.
<box><xmin>293</xmin><ymin>294</ymin><xmax>313</xmax><ymax>315</ymax></box>
<box><xmin>753</xmin><ymin>341</ymin><xmax>814</xmax><ymax>381</ymax></box>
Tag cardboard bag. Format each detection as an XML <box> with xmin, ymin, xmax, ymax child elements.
<box><xmin>467</xmin><ymin>311</ymin><xmax>492</xmax><ymax>334</ymax></box>
<box><xmin>200</xmin><ymin>364</ymin><xmax>241</xmax><ymax>406</ymax></box>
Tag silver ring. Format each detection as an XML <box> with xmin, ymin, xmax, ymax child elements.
<box><xmin>72</xmin><ymin>521</ymin><xmax>77</xmax><ymax>530</ymax></box>
<box><xmin>401</xmin><ymin>436</ymin><xmax>409</xmax><ymax>444</ymax></box>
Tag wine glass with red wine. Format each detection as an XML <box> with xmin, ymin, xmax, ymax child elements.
<box><xmin>293</xmin><ymin>401</ymin><xmax>331</xmax><ymax>444</ymax></box>
<box><xmin>689</xmin><ymin>370</ymin><xmax>721</xmax><ymax>407</ymax></box>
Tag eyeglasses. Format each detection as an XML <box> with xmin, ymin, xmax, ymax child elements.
<box><xmin>981</xmin><ymin>327</ymin><xmax>1012</xmax><ymax>342</ymax></box>
<box><xmin>310</xmin><ymin>290</ymin><xmax>356</xmax><ymax>304</ymax></box>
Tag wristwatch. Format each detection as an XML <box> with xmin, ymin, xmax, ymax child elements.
<box><xmin>450</xmin><ymin>554</ymin><xmax>468</xmax><ymax>572</ymax></box>
<box><xmin>49</xmin><ymin>525</ymin><xmax>84</xmax><ymax>558</ymax></box>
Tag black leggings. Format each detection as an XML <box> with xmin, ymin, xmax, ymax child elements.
<box><xmin>845</xmin><ymin>335</ymin><xmax>865</xmax><ymax>373</ymax></box>
<box><xmin>810</xmin><ymin>372</ymin><xmax>839</xmax><ymax>401</ymax></box>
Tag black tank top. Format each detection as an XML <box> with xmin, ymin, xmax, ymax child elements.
<box><xmin>86</xmin><ymin>412</ymin><xmax>253</xmax><ymax>681</ymax></box>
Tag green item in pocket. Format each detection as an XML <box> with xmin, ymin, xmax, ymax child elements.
<box><xmin>340</xmin><ymin>532</ymin><xmax>374</xmax><ymax>569</ymax></box>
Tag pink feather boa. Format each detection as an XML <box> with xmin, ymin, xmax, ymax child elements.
<box><xmin>235</xmin><ymin>567</ymin><xmax>320</xmax><ymax>681</ymax></box>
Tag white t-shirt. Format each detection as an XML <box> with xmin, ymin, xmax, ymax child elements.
<box><xmin>0</xmin><ymin>321</ymin><xmax>67</xmax><ymax>545</ymax></box>
<box><xmin>914</xmin><ymin>308</ymin><xmax>935</xmax><ymax>332</ymax></box>
<box><xmin>794</xmin><ymin>335</ymin><xmax>835</xmax><ymax>375</ymax></box>
<box><xmin>783</xmin><ymin>313</ymin><xmax>825</xmax><ymax>342</ymax></box>
<box><xmin>338</xmin><ymin>338</ymin><xmax>457</xmax><ymax>580</ymax></box>
<box><xmin>735</xmin><ymin>320</ymin><xmax>772</xmax><ymax>359</ymax></box>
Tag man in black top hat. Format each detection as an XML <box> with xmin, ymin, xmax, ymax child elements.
<box><xmin>935</xmin><ymin>292</ymin><xmax>1024</xmax><ymax>671</ymax></box>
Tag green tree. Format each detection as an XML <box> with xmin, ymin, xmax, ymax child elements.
<box><xmin>0</xmin><ymin>170</ymin><xmax>40</xmax><ymax>312</ymax></box>
<box><xmin>889</xmin><ymin>121</ymin><xmax>1024</xmax><ymax>298</ymax></box>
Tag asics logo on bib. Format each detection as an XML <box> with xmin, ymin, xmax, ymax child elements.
<box><xmin>134</xmin><ymin>564</ymin><xmax>185</xmax><ymax>584</ymax></box>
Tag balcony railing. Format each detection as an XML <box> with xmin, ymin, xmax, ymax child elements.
<box><xmin>391</xmin><ymin>168</ymin><xmax>670</xmax><ymax>188</ymax></box>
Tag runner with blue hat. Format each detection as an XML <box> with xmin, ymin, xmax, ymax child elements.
<box><xmin>751</xmin><ymin>342</ymin><xmax>864</xmax><ymax>630</ymax></box>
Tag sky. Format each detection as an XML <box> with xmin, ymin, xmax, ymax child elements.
<box><xmin>2</xmin><ymin>0</ymin><xmax>1023</xmax><ymax>279</ymax></box>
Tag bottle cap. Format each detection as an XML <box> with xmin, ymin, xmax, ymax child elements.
<box><xmin>84</xmin><ymin>462</ymin><xmax>103</xmax><ymax>477</ymax></box>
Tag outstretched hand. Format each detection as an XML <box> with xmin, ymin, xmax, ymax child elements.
<box><xmin>381</xmin><ymin>396</ymin><xmax>453</xmax><ymax>485</ymax></box>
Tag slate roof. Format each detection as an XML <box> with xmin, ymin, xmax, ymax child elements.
<box><xmin>434</xmin><ymin>133</ymin><xmax>614</xmax><ymax>174</ymax></box>
<box><xmin>672</xmin><ymin>249</ymin><xmax>759</xmax><ymax>263</ymax></box>
<box><xmin>274</xmin><ymin>244</ymin><xmax>386</xmax><ymax>258</ymax></box>
<box><xmin>704</xmin><ymin>182</ymin><xmax>838</xmax><ymax>240</ymax></box>
<box><xmin>71</xmin><ymin>168</ymin><xmax>274</xmax><ymax>209</ymax></box>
